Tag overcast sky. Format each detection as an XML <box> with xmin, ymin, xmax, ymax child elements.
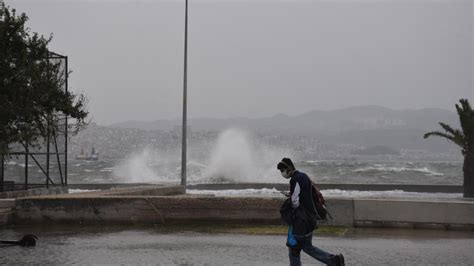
<box><xmin>6</xmin><ymin>0</ymin><xmax>473</xmax><ymax>125</ymax></box>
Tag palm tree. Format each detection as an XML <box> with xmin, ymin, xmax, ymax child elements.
<box><xmin>424</xmin><ymin>99</ymin><xmax>474</xmax><ymax>198</ymax></box>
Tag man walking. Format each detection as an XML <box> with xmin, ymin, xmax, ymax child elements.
<box><xmin>277</xmin><ymin>157</ymin><xmax>345</xmax><ymax>266</ymax></box>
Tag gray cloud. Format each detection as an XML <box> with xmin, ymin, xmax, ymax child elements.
<box><xmin>7</xmin><ymin>0</ymin><xmax>473</xmax><ymax>124</ymax></box>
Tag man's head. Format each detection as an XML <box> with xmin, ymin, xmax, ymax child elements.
<box><xmin>277</xmin><ymin>157</ymin><xmax>295</xmax><ymax>179</ymax></box>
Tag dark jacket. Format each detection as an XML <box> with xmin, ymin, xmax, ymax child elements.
<box><xmin>289</xmin><ymin>171</ymin><xmax>317</xmax><ymax>236</ymax></box>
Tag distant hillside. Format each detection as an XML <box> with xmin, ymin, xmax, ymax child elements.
<box><xmin>105</xmin><ymin>106</ymin><xmax>460</xmax><ymax>153</ymax></box>
<box><xmin>109</xmin><ymin>106</ymin><xmax>457</xmax><ymax>135</ymax></box>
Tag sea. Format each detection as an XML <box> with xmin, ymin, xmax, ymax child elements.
<box><xmin>2</xmin><ymin>158</ymin><xmax>462</xmax><ymax>186</ymax></box>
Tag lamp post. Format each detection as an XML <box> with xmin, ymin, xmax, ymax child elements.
<box><xmin>181</xmin><ymin>0</ymin><xmax>189</xmax><ymax>190</ymax></box>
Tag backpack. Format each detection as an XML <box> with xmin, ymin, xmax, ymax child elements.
<box><xmin>310</xmin><ymin>182</ymin><xmax>331</xmax><ymax>220</ymax></box>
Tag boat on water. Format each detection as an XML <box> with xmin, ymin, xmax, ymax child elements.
<box><xmin>76</xmin><ymin>148</ymin><xmax>99</xmax><ymax>161</ymax></box>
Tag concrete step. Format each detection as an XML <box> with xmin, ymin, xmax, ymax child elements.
<box><xmin>0</xmin><ymin>199</ymin><xmax>15</xmax><ymax>209</ymax></box>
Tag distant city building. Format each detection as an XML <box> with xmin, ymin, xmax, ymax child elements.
<box><xmin>172</xmin><ymin>125</ymin><xmax>192</xmax><ymax>135</ymax></box>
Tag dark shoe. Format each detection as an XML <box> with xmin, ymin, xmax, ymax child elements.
<box><xmin>334</xmin><ymin>253</ymin><xmax>345</xmax><ymax>266</ymax></box>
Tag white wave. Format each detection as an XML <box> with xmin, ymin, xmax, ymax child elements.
<box><xmin>354</xmin><ymin>166</ymin><xmax>443</xmax><ymax>176</ymax></box>
<box><xmin>305</xmin><ymin>160</ymin><xmax>322</xmax><ymax>165</ymax></box>
<box><xmin>17</xmin><ymin>163</ymin><xmax>35</xmax><ymax>168</ymax></box>
<box><xmin>91</xmin><ymin>178</ymin><xmax>108</xmax><ymax>182</ymax></box>
<box><xmin>320</xmin><ymin>189</ymin><xmax>461</xmax><ymax>199</ymax></box>
<box><xmin>187</xmin><ymin>188</ymin><xmax>462</xmax><ymax>199</ymax></box>
<box><xmin>187</xmin><ymin>160</ymin><xmax>208</xmax><ymax>168</ymax></box>
<box><xmin>187</xmin><ymin>188</ymin><xmax>283</xmax><ymax>197</ymax></box>
<box><xmin>69</xmin><ymin>189</ymin><xmax>100</xmax><ymax>194</ymax></box>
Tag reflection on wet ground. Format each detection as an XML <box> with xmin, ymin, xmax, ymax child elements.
<box><xmin>1</xmin><ymin>225</ymin><xmax>473</xmax><ymax>265</ymax></box>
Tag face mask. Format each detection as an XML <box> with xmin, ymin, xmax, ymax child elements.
<box><xmin>281</xmin><ymin>171</ymin><xmax>290</xmax><ymax>179</ymax></box>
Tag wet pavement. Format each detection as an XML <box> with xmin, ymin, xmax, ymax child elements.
<box><xmin>1</xmin><ymin>226</ymin><xmax>473</xmax><ymax>265</ymax></box>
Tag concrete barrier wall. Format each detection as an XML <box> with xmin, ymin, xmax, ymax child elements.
<box><xmin>0</xmin><ymin>187</ymin><xmax>68</xmax><ymax>199</ymax></box>
<box><xmin>11</xmin><ymin>195</ymin><xmax>474</xmax><ymax>229</ymax></box>
<box><xmin>0</xmin><ymin>210</ymin><xmax>12</xmax><ymax>226</ymax></box>
<box><xmin>100</xmin><ymin>186</ymin><xmax>184</xmax><ymax>197</ymax></box>
<box><xmin>44</xmin><ymin>186</ymin><xmax>185</xmax><ymax>198</ymax></box>
<box><xmin>13</xmin><ymin>196</ymin><xmax>284</xmax><ymax>225</ymax></box>
<box><xmin>0</xmin><ymin>199</ymin><xmax>15</xmax><ymax>226</ymax></box>
<box><xmin>320</xmin><ymin>199</ymin><xmax>354</xmax><ymax>226</ymax></box>
<box><xmin>353</xmin><ymin>199</ymin><xmax>474</xmax><ymax>228</ymax></box>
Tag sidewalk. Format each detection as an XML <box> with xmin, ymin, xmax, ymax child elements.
<box><xmin>1</xmin><ymin>226</ymin><xmax>473</xmax><ymax>265</ymax></box>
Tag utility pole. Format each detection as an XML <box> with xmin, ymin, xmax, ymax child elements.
<box><xmin>181</xmin><ymin>0</ymin><xmax>189</xmax><ymax>190</ymax></box>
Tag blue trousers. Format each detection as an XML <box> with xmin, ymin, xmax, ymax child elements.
<box><xmin>288</xmin><ymin>234</ymin><xmax>335</xmax><ymax>266</ymax></box>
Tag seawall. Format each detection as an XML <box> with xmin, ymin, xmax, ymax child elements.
<box><xmin>9</xmin><ymin>186</ymin><xmax>474</xmax><ymax>230</ymax></box>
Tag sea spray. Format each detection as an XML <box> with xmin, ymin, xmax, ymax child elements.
<box><xmin>113</xmin><ymin>128</ymin><xmax>293</xmax><ymax>184</ymax></box>
<box><xmin>113</xmin><ymin>149</ymin><xmax>158</xmax><ymax>183</ymax></box>
<box><xmin>203</xmin><ymin>129</ymin><xmax>255</xmax><ymax>182</ymax></box>
<box><xmin>203</xmin><ymin>128</ymin><xmax>294</xmax><ymax>183</ymax></box>
<box><xmin>113</xmin><ymin>149</ymin><xmax>181</xmax><ymax>183</ymax></box>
